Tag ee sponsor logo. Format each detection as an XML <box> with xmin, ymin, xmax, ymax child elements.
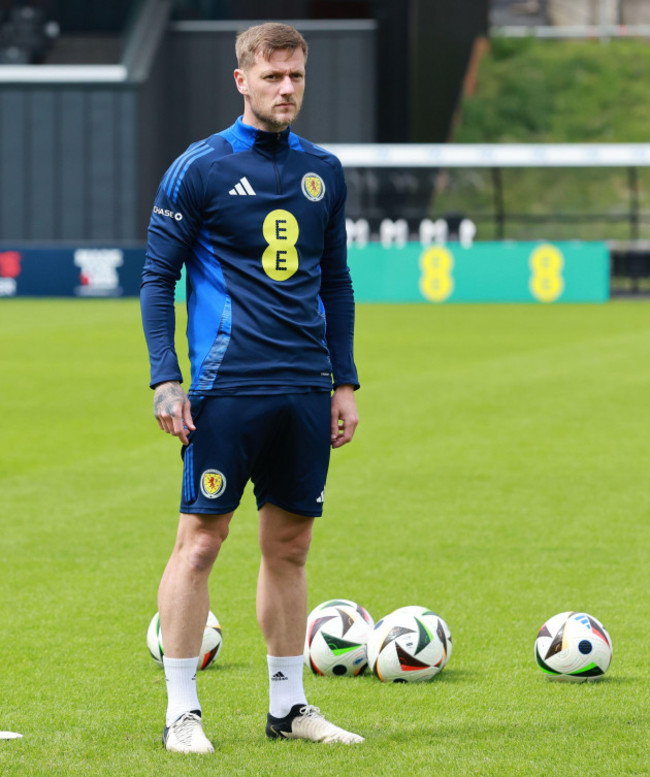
<box><xmin>262</xmin><ymin>209</ymin><xmax>299</xmax><ymax>281</ymax></box>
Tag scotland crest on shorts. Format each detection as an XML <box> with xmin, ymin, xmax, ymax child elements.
<box><xmin>200</xmin><ymin>469</ymin><xmax>226</xmax><ymax>499</ymax></box>
<box><xmin>301</xmin><ymin>173</ymin><xmax>325</xmax><ymax>202</ymax></box>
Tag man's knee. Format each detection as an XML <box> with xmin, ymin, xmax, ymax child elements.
<box><xmin>261</xmin><ymin>525</ymin><xmax>312</xmax><ymax>567</ymax></box>
<box><xmin>277</xmin><ymin>536</ymin><xmax>311</xmax><ymax>567</ymax></box>
<box><xmin>176</xmin><ymin>514</ymin><xmax>231</xmax><ymax>571</ymax></box>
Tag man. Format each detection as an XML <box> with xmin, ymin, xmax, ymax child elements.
<box><xmin>140</xmin><ymin>22</ymin><xmax>362</xmax><ymax>753</ymax></box>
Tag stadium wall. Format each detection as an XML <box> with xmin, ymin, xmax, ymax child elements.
<box><xmin>0</xmin><ymin>13</ymin><xmax>377</xmax><ymax>243</ymax></box>
<box><xmin>0</xmin><ymin>84</ymin><xmax>139</xmax><ymax>242</ymax></box>
<box><xmin>137</xmin><ymin>20</ymin><xmax>377</xmax><ymax>230</ymax></box>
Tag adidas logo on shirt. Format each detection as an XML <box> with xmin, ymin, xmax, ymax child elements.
<box><xmin>229</xmin><ymin>177</ymin><xmax>256</xmax><ymax>196</ymax></box>
<box><xmin>271</xmin><ymin>671</ymin><xmax>288</xmax><ymax>681</ymax></box>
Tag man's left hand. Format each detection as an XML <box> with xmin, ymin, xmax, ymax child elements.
<box><xmin>330</xmin><ymin>384</ymin><xmax>358</xmax><ymax>448</ymax></box>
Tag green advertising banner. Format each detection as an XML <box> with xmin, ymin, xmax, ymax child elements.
<box><xmin>174</xmin><ymin>241</ymin><xmax>610</xmax><ymax>304</ymax></box>
<box><xmin>347</xmin><ymin>241</ymin><xmax>610</xmax><ymax>303</ymax></box>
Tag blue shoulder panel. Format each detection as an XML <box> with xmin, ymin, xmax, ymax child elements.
<box><xmin>162</xmin><ymin>141</ymin><xmax>212</xmax><ymax>202</ymax></box>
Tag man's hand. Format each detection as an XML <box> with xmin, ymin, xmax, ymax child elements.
<box><xmin>330</xmin><ymin>384</ymin><xmax>359</xmax><ymax>449</ymax></box>
<box><xmin>153</xmin><ymin>381</ymin><xmax>195</xmax><ymax>446</ymax></box>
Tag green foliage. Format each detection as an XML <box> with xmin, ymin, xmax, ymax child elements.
<box><xmin>438</xmin><ymin>39</ymin><xmax>650</xmax><ymax>239</ymax></box>
<box><xmin>457</xmin><ymin>38</ymin><xmax>650</xmax><ymax>143</ymax></box>
<box><xmin>1</xmin><ymin>299</ymin><xmax>650</xmax><ymax>776</ymax></box>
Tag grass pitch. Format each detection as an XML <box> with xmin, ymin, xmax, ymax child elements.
<box><xmin>1</xmin><ymin>299</ymin><xmax>649</xmax><ymax>776</ymax></box>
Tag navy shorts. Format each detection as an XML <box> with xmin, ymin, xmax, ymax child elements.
<box><xmin>180</xmin><ymin>392</ymin><xmax>331</xmax><ymax>517</ymax></box>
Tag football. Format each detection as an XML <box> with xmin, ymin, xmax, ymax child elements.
<box><xmin>146</xmin><ymin>610</ymin><xmax>223</xmax><ymax>670</ymax></box>
<box><xmin>391</xmin><ymin>605</ymin><xmax>453</xmax><ymax>669</ymax></box>
<box><xmin>304</xmin><ymin>603</ymin><xmax>371</xmax><ymax>676</ymax></box>
<box><xmin>307</xmin><ymin>598</ymin><xmax>375</xmax><ymax>627</ymax></box>
<box><xmin>367</xmin><ymin>607</ymin><xmax>452</xmax><ymax>682</ymax></box>
<box><xmin>534</xmin><ymin>611</ymin><xmax>612</xmax><ymax>681</ymax></box>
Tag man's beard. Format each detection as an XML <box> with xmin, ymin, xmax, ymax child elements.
<box><xmin>249</xmin><ymin>97</ymin><xmax>301</xmax><ymax>132</ymax></box>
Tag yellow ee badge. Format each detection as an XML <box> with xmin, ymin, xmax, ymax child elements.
<box><xmin>200</xmin><ymin>469</ymin><xmax>226</xmax><ymax>499</ymax></box>
<box><xmin>262</xmin><ymin>209</ymin><xmax>299</xmax><ymax>281</ymax></box>
<box><xmin>301</xmin><ymin>173</ymin><xmax>325</xmax><ymax>202</ymax></box>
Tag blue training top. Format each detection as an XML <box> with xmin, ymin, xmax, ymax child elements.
<box><xmin>141</xmin><ymin>116</ymin><xmax>359</xmax><ymax>396</ymax></box>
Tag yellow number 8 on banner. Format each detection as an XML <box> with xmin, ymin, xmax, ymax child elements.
<box><xmin>529</xmin><ymin>244</ymin><xmax>564</xmax><ymax>303</ymax></box>
<box><xmin>419</xmin><ymin>246</ymin><xmax>454</xmax><ymax>303</ymax></box>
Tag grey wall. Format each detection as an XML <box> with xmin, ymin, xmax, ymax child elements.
<box><xmin>157</xmin><ymin>21</ymin><xmax>377</xmax><ymax>155</ymax></box>
<box><xmin>0</xmin><ymin>86</ymin><xmax>138</xmax><ymax>241</ymax></box>
<box><xmin>409</xmin><ymin>0</ymin><xmax>489</xmax><ymax>142</ymax></box>
<box><xmin>0</xmin><ymin>20</ymin><xmax>376</xmax><ymax>242</ymax></box>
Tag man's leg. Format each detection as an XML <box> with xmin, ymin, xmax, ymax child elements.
<box><xmin>257</xmin><ymin>502</ymin><xmax>312</xmax><ymax>658</ymax></box>
<box><xmin>159</xmin><ymin>511</ymin><xmax>232</xmax><ymax>753</ymax></box>
<box><xmin>258</xmin><ymin>502</ymin><xmax>363</xmax><ymax>744</ymax></box>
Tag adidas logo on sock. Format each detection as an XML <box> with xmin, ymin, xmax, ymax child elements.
<box><xmin>271</xmin><ymin>671</ymin><xmax>288</xmax><ymax>681</ymax></box>
<box><xmin>229</xmin><ymin>176</ymin><xmax>256</xmax><ymax>196</ymax></box>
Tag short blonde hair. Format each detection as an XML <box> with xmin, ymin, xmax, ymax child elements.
<box><xmin>236</xmin><ymin>22</ymin><xmax>308</xmax><ymax>70</ymax></box>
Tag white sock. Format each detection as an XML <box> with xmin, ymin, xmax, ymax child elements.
<box><xmin>163</xmin><ymin>656</ymin><xmax>201</xmax><ymax>727</ymax></box>
<box><xmin>267</xmin><ymin>655</ymin><xmax>308</xmax><ymax>718</ymax></box>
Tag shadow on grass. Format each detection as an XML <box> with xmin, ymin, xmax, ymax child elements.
<box><xmin>361</xmin><ymin>668</ymin><xmax>479</xmax><ymax>685</ymax></box>
<box><xmin>536</xmin><ymin>674</ymin><xmax>634</xmax><ymax>688</ymax></box>
<box><xmin>427</xmin><ymin>669</ymin><xmax>478</xmax><ymax>684</ymax></box>
<box><xmin>583</xmin><ymin>675</ymin><xmax>637</xmax><ymax>685</ymax></box>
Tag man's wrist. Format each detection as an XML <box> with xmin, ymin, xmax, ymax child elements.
<box><xmin>152</xmin><ymin>379</ymin><xmax>181</xmax><ymax>390</ymax></box>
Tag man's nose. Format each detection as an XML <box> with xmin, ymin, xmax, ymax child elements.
<box><xmin>279</xmin><ymin>75</ymin><xmax>295</xmax><ymax>94</ymax></box>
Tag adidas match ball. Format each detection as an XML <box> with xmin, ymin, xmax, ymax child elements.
<box><xmin>391</xmin><ymin>606</ymin><xmax>453</xmax><ymax>669</ymax></box>
<box><xmin>146</xmin><ymin>610</ymin><xmax>223</xmax><ymax>670</ymax></box>
<box><xmin>307</xmin><ymin>598</ymin><xmax>375</xmax><ymax>628</ymax></box>
<box><xmin>304</xmin><ymin>604</ymin><xmax>371</xmax><ymax>676</ymax></box>
<box><xmin>367</xmin><ymin>607</ymin><xmax>452</xmax><ymax>682</ymax></box>
<box><xmin>534</xmin><ymin>611</ymin><xmax>612</xmax><ymax>682</ymax></box>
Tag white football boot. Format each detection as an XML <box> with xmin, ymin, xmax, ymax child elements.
<box><xmin>162</xmin><ymin>711</ymin><xmax>214</xmax><ymax>753</ymax></box>
<box><xmin>266</xmin><ymin>704</ymin><xmax>364</xmax><ymax>744</ymax></box>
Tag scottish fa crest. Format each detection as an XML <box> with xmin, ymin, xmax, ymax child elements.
<box><xmin>200</xmin><ymin>469</ymin><xmax>226</xmax><ymax>499</ymax></box>
<box><xmin>301</xmin><ymin>173</ymin><xmax>325</xmax><ymax>202</ymax></box>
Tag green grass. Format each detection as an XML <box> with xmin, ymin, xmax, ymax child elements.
<box><xmin>438</xmin><ymin>38</ymin><xmax>650</xmax><ymax>240</ymax></box>
<box><xmin>1</xmin><ymin>299</ymin><xmax>650</xmax><ymax>776</ymax></box>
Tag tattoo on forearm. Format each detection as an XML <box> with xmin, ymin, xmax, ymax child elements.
<box><xmin>154</xmin><ymin>383</ymin><xmax>184</xmax><ymax>417</ymax></box>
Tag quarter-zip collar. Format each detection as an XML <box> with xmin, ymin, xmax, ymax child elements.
<box><xmin>232</xmin><ymin>115</ymin><xmax>292</xmax><ymax>157</ymax></box>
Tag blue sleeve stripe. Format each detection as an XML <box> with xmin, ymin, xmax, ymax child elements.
<box><xmin>162</xmin><ymin>141</ymin><xmax>207</xmax><ymax>194</ymax></box>
<box><xmin>170</xmin><ymin>145</ymin><xmax>214</xmax><ymax>204</ymax></box>
<box><xmin>165</xmin><ymin>143</ymin><xmax>211</xmax><ymax>199</ymax></box>
<box><xmin>162</xmin><ymin>142</ymin><xmax>211</xmax><ymax>200</ymax></box>
<box><xmin>162</xmin><ymin>141</ymin><xmax>209</xmax><ymax>193</ymax></box>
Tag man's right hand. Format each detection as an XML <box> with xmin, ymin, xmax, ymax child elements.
<box><xmin>153</xmin><ymin>381</ymin><xmax>195</xmax><ymax>446</ymax></box>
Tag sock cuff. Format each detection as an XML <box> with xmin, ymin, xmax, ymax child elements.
<box><xmin>266</xmin><ymin>655</ymin><xmax>304</xmax><ymax>668</ymax></box>
<box><xmin>163</xmin><ymin>656</ymin><xmax>200</xmax><ymax>670</ymax></box>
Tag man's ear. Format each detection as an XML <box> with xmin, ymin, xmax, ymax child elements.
<box><xmin>234</xmin><ymin>69</ymin><xmax>248</xmax><ymax>96</ymax></box>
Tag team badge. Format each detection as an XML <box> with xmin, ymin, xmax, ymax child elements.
<box><xmin>200</xmin><ymin>469</ymin><xmax>226</xmax><ymax>499</ymax></box>
<box><xmin>301</xmin><ymin>173</ymin><xmax>325</xmax><ymax>202</ymax></box>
